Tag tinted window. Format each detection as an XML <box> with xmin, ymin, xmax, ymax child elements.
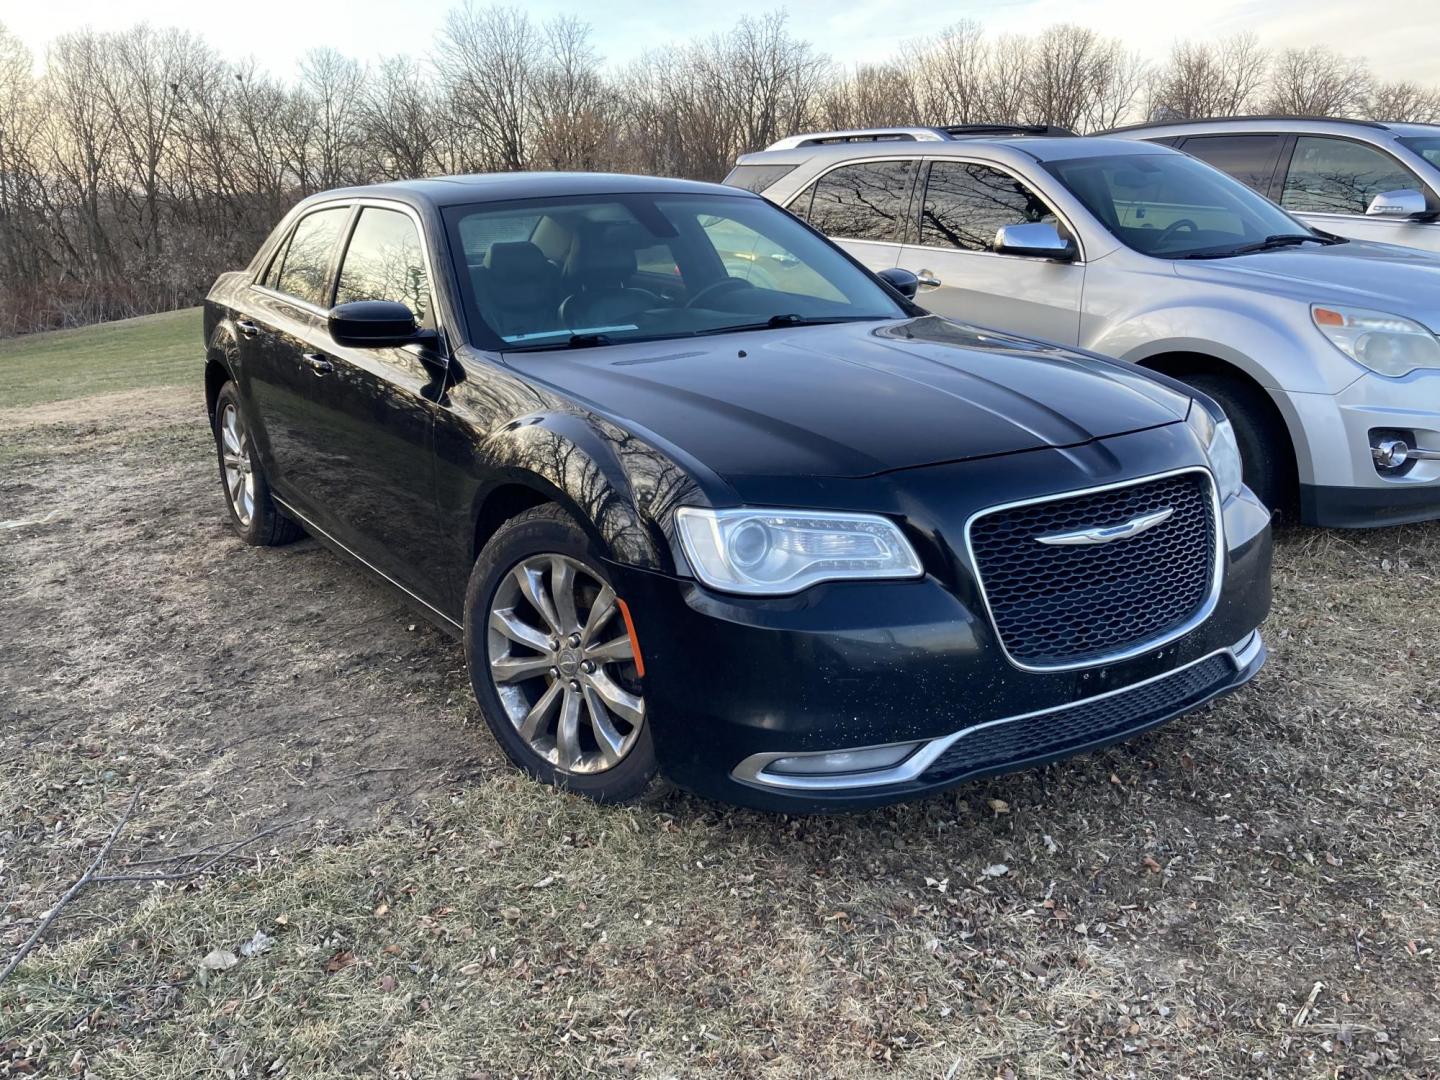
<box><xmin>1179</xmin><ymin>135</ymin><xmax>1285</xmax><ymax>192</ymax></box>
<box><xmin>274</xmin><ymin>207</ymin><xmax>349</xmax><ymax>306</ymax></box>
<box><xmin>920</xmin><ymin>161</ymin><xmax>1058</xmax><ymax>252</ymax></box>
<box><xmin>1399</xmin><ymin>137</ymin><xmax>1440</xmax><ymax>169</ymax></box>
<box><xmin>722</xmin><ymin>163</ymin><xmax>799</xmax><ymax>194</ymax></box>
<box><xmin>1047</xmin><ymin>152</ymin><xmax>1304</xmax><ymax>257</ymax></box>
<box><xmin>798</xmin><ymin>160</ymin><xmax>914</xmax><ymax>242</ymax></box>
<box><xmin>1282</xmin><ymin>137</ymin><xmax>1420</xmax><ymax>215</ymax></box>
<box><xmin>335</xmin><ymin>208</ymin><xmax>430</xmax><ymax>321</ymax></box>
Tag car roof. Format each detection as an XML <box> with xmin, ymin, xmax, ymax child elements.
<box><xmin>738</xmin><ymin>135</ymin><xmax>1176</xmax><ymax>168</ymax></box>
<box><xmin>294</xmin><ymin>172</ymin><xmax>752</xmax><ymax>212</ymax></box>
<box><xmin>1100</xmin><ymin>116</ymin><xmax>1440</xmax><ymax>141</ymax></box>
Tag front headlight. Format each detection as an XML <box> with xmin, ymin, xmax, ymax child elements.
<box><xmin>1187</xmin><ymin>404</ymin><xmax>1243</xmax><ymax>501</ymax></box>
<box><xmin>674</xmin><ymin>507</ymin><xmax>923</xmax><ymax>595</ymax></box>
<box><xmin>1312</xmin><ymin>304</ymin><xmax>1440</xmax><ymax>377</ymax></box>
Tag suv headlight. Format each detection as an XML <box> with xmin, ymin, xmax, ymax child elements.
<box><xmin>1187</xmin><ymin>404</ymin><xmax>1243</xmax><ymax>501</ymax></box>
<box><xmin>674</xmin><ymin>507</ymin><xmax>923</xmax><ymax>595</ymax></box>
<box><xmin>1312</xmin><ymin>304</ymin><xmax>1440</xmax><ymax>377</ymax></box>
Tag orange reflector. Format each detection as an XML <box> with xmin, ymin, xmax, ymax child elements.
<box><xmin>616</xmin><ymin>598</ymin><xmax>645</xmax><ymax>678</ymax></box>
<box><xmin>1313</xmin><ymin>307</ymin><xmax>1344</xmax><ymax>327</ymax></box>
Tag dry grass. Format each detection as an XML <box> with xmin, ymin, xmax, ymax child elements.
<box><xmin>1</xmin><ymin>323</ymin><xmax>1438</xmax><ymax>1077</ymax></box>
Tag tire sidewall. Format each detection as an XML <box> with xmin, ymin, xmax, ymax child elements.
<box><xmin>464</xmin><ymin>508</ymin><xmax>656</xmax><ymax>802</ymax></box>
<box><xmin>213</xmin><ymin>383</ymin><xmax>264</xmax><ymax>544</ymax></box>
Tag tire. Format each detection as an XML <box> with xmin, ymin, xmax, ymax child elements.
<box><xmin>464</xmin><ymin>504</ymin><xmax>656</xmax><ymax>803</ymax></box>
<box><xmin>212</xmin><ymin>381</ymin><xmax>304</xmax><ymax>547</ymax></box>
<box><xmin>1184</xmin><ymin>373</ymin><xmax>1296</xmax><ymax>517</ymax></box>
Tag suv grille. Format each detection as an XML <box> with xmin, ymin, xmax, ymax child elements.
<box><xmin>923</xmin><ymin>652</ymin><xmax>1234</xmax><ymax>782</ymax></box>
<box><xmin>968</xmin><ymin>471</ymin><xmax>1217</xmax><ymax>668</ymax></box>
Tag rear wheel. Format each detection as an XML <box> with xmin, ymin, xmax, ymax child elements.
<box><xmin>464</xmin><ymin>504</ymin><xmax>655</xmax><ymax>802</ymax></box>
<box><xmin>212</xmin><ymin>382</ymin><xmax>303</xmax><ymax>546</ymax></box>
<box><xmin>1184</xmin><ymin>373</ymin><xmax>1296</xmax><ymax>517</ymax></box>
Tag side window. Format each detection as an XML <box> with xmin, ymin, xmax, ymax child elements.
<box><xmin>335</xmin><ymin>208</ymin><xmax>430</xmax><ymax>322</ymax></box>
<box><xmin>699</xmin><ymin>215</ymin><xmax>844</xmax><ymax>303</ymax></box>
<box><xmin>1282</xmin><ymin>137</ymin><xmax>1420</xmax><ymax>216</ymax></box>
<box><xmin>273</xmin><ymin>207</ymin><xmax>350</xmax><ymax>307</ymax></box>
<box><xmin>799</xmin><ymin>160</ymin><xmax>915</xmax><ymax>242</ymax></box>
<box><xmin>1179</xmin><ymin>135</ymin><xmax>1286</xmax><ymax>193</ymax></box>
<box><xmin>920</xmin><ymin>161</ymin><xmax>1057</xmax><ymax>252</ymax></box>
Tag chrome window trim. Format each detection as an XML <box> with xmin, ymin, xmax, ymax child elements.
<box><xmin>963</xmin><ymin>466</ymin><xmax>1226</xmax><ymax>674</ymax></box>
<box><xmin>732</xmin><ymin>630</ymin><xmax>1262</xmax><ymax>792</ymax></box>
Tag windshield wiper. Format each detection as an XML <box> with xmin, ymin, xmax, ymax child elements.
<box><xmin>693</xmin><ymin>314</ymin><xmax>881</xmax><ymax>337</ymax></box>
<box><xmin>1175</xmin><ymin>233</ymin><xmax>1343</xmax><ymax>260</ymax></box>
<box><xmin>507</xmin><ymin>332</ymin><xmax>616</xmax><ymax>352</ymax></box>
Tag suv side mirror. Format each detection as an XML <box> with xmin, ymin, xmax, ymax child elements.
<box><xmin>1366</xmin><ymin>189</ymin><xmax>1428</xmax><ymax>218</ymax></box>
<box><xmin>328</xmin><ymin>300</ymin><xmax>426</xmax><ymax>348</ymax></box>
<box><xmin>994</xmin><ymin>222</ymin><xmax>1078</xmax><ymax>261</ymax></box>
<box><xmin>876</xmin><ymin>267</ymin><xmax>919</xmax><ymax>300</ymax></box>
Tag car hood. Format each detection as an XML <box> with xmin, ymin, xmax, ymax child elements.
<box><xmin>506</xmin><ymin>316</ymin><xmax>1190</xmax><ymax>481</ymax></box>
<box><xmin>1174</xmin><ymin>241</ymin><xmax>1440</xmax><ymax>328</ymax></box>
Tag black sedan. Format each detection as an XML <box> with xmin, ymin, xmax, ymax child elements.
<box><xmin>202</xmin><ymin>172</ymin><xmax>1272</xmax><ymax>810</ymax></box>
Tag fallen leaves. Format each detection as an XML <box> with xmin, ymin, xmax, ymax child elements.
<box><xmin>200</xmin><ymin>948</ymin><xmax>238</xmax><ymax>972</ymax></box>
<box><xmin>323</xmin><ymin>950</ymin><xmax>357</xmax><ymax>975</ymax></box>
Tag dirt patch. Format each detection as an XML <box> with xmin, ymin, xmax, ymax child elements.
<box><xmin>2</xmin><ymin>385</ymin><xmax>1438</xmax><ymax>1077</ymax></box>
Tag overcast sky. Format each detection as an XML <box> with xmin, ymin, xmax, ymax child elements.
<box><xmin>9</xmin><ymin>0</ymin><xmax>1439</xmax><ymax>84</ymax></box>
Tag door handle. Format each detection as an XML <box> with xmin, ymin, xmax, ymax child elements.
<box><xmin>916</xmin><ymin>270</ymin><xmax>942</xmax><ymax>289</ymax></box>
<box><xmin>236</xmin><ymin>319</ymin><xmax>262</xmax><ymax>338</ymax></box>
<box><xmin>301</xmin><ymin>352</ymin><xmax>334</xmax><ymax>375</ymax></box>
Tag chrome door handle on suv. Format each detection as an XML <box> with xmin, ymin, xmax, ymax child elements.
<box><xmin>301</xmin><ymin>352</ymin><xmax>334</xmax><ymax>375</ymax></box>
<box><xmin>236</xmin><ymin>319</ymin><xmax>262</xmax><ymax>338</ymax></box>
<box><xmin>916</xmin><ymin>270</ymin><xmax>942</xmax><ymax>289</ymax></box>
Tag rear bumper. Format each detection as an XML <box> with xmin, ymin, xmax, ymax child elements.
<box><xmin>606</xmin><ymin>483</ymin><xmax>1272</xmax><ymax>812</ymax></box>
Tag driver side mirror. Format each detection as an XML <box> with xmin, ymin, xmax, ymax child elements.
<box><xmin>1366</xmin><ymin>189</ymin><xmax>1429</xmax><ymax>219</ymax></box>
<box><xmin>328</xmin><ymin>300</ymin><xmax>431</xmax><ymax>348</ymax></box>
<box><xmin>876</xmin><ymin>267</ymin><xmax>919</xmax><ymax>300</ymax></box>
<box><xmin>994</xmin><ymin>222</ymin><xmax>1078</xmax><ymax>262</ymax></box>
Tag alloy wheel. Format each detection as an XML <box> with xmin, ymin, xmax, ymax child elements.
<box><xmin>486</xmin><ymin>554</ymin><xmax>645</xmax><ymax>774</ymax></box>
<box><xmin>219</xmin><ymin>402</ymin><xmax>255</xmax><ymax>527</ymax></box>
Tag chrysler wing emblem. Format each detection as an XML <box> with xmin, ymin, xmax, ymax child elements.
<box><xmin>1035</xmin><ymin>507</ymin><xmax>1174</xmax><ymax>546</ymax></box>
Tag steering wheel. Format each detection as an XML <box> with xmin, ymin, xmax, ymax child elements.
<box><xmin>687</xmin><ymin>277</ymin><xmax>754</xmax><ymax>309</ymax></box>
<box><xmin>1156</xmin><ymin>218</ymin><xmax>1199</xmax><ymax>246</ymax></box>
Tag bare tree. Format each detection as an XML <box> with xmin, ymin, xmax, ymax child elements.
<box><xmin>1369</xmin><ymin>80</ymin><xmax>1440</xmax><ymax>123</ymax></box>
<box><xmin>1266</xmin><ymin>45</ymin><xmax>1371</xmax><ymax>117</ymax></box>
<box><xmin>1147</xmin><ymin>34</ymin><xmax>1268</xmax><ymax>119</ymax></box>
<box><xmin>437</xmin><ymin>4</ymin><xmax>540</xmax><ymax>171</ymax></box>
<box><xmin>531</xmin><ymin>16</ymin><xmax>612</xmax><ymax>171</ymax></box>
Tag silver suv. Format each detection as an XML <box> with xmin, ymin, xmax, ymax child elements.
<box><xmin>1102</xmin><ymin>117</ymin><xmax>1440</xmax><ymax>253</ymax></box>
<box><xmin>728</xmin><ymin>128</ymin><xmax>1440</xmax><ymax>527</ymax></box>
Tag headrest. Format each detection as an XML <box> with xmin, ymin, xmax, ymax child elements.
<box><xmin>484</xmin><ymin>241</ymin><xmax>552</xmax><ymax>277</ymax></box>
<box><xmin>563</xmin><ymin>221</ymin><xmax>640</xmax><ymax>284</ymax></box>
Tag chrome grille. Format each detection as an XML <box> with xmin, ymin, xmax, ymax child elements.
<box><xmin>967</xmin><ymin>471</ymin><xmax>1218</xmax><ymax>669</ymax></box>
<box><xmin>923</xmin><ymin>653</ymin><xmax>1235</xmax><ymax>782</ymax></box>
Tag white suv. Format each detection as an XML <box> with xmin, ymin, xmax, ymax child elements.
<box><xmin>728</xmin><ymin>128</ymin><xmax>1440</xmax><ymax>527</ymax></box>
<box><xmin>1103</xmin><ymin>117</ymin><xmax>1440</xmax><ymax>254</ymax></box>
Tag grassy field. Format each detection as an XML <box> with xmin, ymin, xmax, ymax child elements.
<box><xmin>1</xmin><ymin>315</ymin><xmax>1437</xmax><ymax>1078</ymax></box>
<box><xmin>0</xmin><ymin>308</ymin><xmax>201</xmax><ymax>409</ymax></box>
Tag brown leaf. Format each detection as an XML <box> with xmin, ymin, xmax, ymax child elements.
<box><xmin>373</xmin><ymin>902</ymin><xmax>390</xmax><ymax>918</ymax></box>
<box><xmin>324</xmin><ymin>950</ymin><xmax>357</xmax><ymax>974</ymax></box>
<box><xmin>378</xmin><ymin>974</ymin><xmax>397</xmax><ymax>992</ymax></box>
<box><xmin>988</xmin><ymin>799</ymin><xmax>1010</xmax><ymax>815</ymax></box>
<box><xmin>1142</xmin><ymin>856</ymin><xmax>1162</xmax><ymax>874</ymax></box>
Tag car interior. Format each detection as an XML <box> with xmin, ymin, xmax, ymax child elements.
<box><xmin>450</xmin><ymin>197</ymin><xmax>887</xmax><ymax>347</ymax></box>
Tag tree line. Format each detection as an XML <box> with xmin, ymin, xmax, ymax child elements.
<box><xmin>1</xmin><ymin>11</ymin><xmax>1437</xmax><ymax>336</ymax></box>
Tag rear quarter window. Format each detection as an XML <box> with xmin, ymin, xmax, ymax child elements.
<box><xmin>721</xmin><ymin>163</ymin><xmax>799</xmax><ymax>194</ymax></box>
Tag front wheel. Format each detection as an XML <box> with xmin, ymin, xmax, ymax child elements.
<box><xmin>1185</xmin><ymin>373</ymin><xmax>1296</xmax><ymax>517</ymax></box>
<box><xmin>464</xmin><ymin>505</ymin><xmax>655</xmax><ymax>802</ymax></box>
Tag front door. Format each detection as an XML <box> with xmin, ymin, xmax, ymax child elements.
<box><xmin>895</xmin><ymin>158</ymin><xmax>1084</xmax><ymax>345</ymax></box>
<box><xmin>1279</xmin><ymin>135</ymin><xmax>1440</xmax><ymax>253</ymax></box>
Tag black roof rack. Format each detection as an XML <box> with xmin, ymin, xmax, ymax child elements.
<box><xmin>941</xmin><ymin>123</ymin><xmax>1077</xmax><ymax>137</ymax></box>
<box><xmin>1096</xmin><ymin>114</ymin><xmax>1395</xmax><ymax>135</ymax></box>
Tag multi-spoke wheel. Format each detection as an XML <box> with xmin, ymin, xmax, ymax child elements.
<box><xmin>211</xmin><ymin>380</ymin><xmax>303</xmax><ymax>547</ymax></box>
<box><xmin>465</xmin><ymin>505</ymin><xmax>655</xmax><ymax>801</ymax></box>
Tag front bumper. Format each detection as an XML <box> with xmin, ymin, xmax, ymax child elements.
<box><xmin>1284</xmin><ymin>368</ymin><xmax>1440</xmax><ymax>527</ymax></box>
<box><xmin>607</xmin><ymin>460</ymin><xmax>1273</xmax><ymax>811</ymax></box>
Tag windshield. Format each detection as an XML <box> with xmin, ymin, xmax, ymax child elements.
<box><xmin>1045</xmin><ymin>152</ymin><xmax>1315</xmax><ymax>258</ymax></box>
<box><xmin>443</xmin><ymin>192</ymin><xmax>908</xmax><ymax>350</ymax></box>
<box><xmin>1399</xmin><ymin>136</ymin><xmax>1440</xmax><ymax>170</ymax></box>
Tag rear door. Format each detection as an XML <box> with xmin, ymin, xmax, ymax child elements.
<box><xmin>895</xmin><ymin>158</ymin><xmax>1084</xmax><ymax>345</ymax></box>
<box><xmin>1174</xmin><ymin>134</ymin><xmax>1288</xmax><ymax>200</ymax></box>
<box><xmin>784</xmin><ymin>158</ymin><xmax>916</xmax><ymax>274</ymax></box>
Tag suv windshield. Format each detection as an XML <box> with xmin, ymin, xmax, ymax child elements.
<box><xmin>1046</xmin><ymin>152</ymin><xmax>1319</xmax><ymax>259</ymax></box>
<box><xmin>1399</xmin><ymin>136</ymin><xmax>1440</xmax><ymax>170</ymax></box>
<box><xmin>443</xmin><ymin>192</ymin><xmax>907</xmax><ymax>350</ymax></box>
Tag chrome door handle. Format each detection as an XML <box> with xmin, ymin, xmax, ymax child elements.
<box><xmin>916</xmin><ymin>270</ymin><xmax>942</xmax><ymax>289</ymax></box>
<box><xmin>301</xmin><ymin>352</ymin><xmax>334</xmax><ymax>375</ymax></box>
<box><xmin>237</xmin><ymin>319</ymin><xmax>262</xmax><ymax>338</ymax></box>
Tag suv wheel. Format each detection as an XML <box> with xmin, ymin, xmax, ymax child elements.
<box><xmin>464</xmin><ymin>505</ymin><xmax>655</xmax><ymax>802</ymax></box>
<box><xmin>212</xmin><ymin>382</ymin><xmax>303</xmax><ymax>546</ymax></box>
<box><xmin>1185</xmin><ymin>374</ymin><xmax>1296</xmax><ymax>516</ymax></box>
